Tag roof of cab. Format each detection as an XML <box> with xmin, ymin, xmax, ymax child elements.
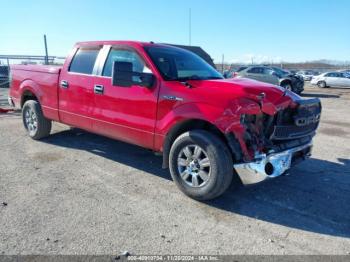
<box><xmin>75</xmin><ymin>40</ymin><xmax>159</xmax><ymax>48</ymax></box>
<box><xmin>74</xmin><ymin>41</ymin><xmax>216</xmax><ymax>69</ymax></box>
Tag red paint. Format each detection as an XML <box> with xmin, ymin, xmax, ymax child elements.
<box><xmin>9</xmin><ymin>41</ymin><xmax>299</xmax><ymax>156</ymax></box>
<box><xmin>0</xmin><ymin>108</ymin><xmax>14</xmax><ymax>113</ymax></box>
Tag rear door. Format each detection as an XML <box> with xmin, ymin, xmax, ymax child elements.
<box><xmin>91</xmin><ymin>45</ymin><xmax>159</xmax><ymax>149</ymax></box>
<box><xmin>58</xmin><ymin>46</ymin><xmax>102</xmax><ymax>131</ymax></box>
<box><xmin>245</xmin><ymin>67</ymin><xmax>263</xmax><ymax>81</ymax></box>
<box><xmin>324</xmin><ymin>72</ymin><xmax>340</xmax><ymax>87</ymax></box>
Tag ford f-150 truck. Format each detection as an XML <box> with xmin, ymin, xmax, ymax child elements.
<box><xmin>8</xmin><ymin>41</ymin><xmax>322</xmax><ymax>200</ymax></box>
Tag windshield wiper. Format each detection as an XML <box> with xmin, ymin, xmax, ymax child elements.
<box><xmin>177</xmin><ymin>75</ymin><xmax>223</xmax><ymax>81</ymax></box>
<box><xmin>176</xmin><ymin>75</ymin><xmax>202</xmax><ymax>81</ymax></box>
<box><xmin>206</xmin><ymin>76</ymin><xmax>224</xmax><ymax>80</ymax></box>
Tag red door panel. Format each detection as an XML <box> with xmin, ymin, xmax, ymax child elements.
<box><xmin>58</xmin><ymin>73</ymin><xmax>95</xmax><ymax>131</ymax></box>
<box><xmin>58</xmin><ymin>46</ymin><xmax>102</xmax><ymax>131</ymax></box>
<box><xmin>92</xmin><ymin>76</ymin><xmax>158</xmax><ymax>149</ymax></box>
<box><xmin>90</xmin><ymin>46</ymin><xmax>160</xmax><ymax>149</ymax></box>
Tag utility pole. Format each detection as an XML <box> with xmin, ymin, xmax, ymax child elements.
<box><xmin>222</xmin><ymin>54</ymin><xmax>225</xmax><ymax>73</ymax></box>
<box><xmin>189</xmin><ymin>8</ymin><xmax>192</xmax><ymax>46</ymax></box>
<box><xmin>44</xmin><ymin>34</ymin><xmax>49</xmax><ymax>65</ymax></box>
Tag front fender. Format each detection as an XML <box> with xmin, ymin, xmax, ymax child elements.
<box><xmin>156</xmin><ymin>99</ymin><xmax>263</xmax><ymax>165</ymax></box>
<box><xmin>156</xmin><ymin>102</ymin><xmax>226</xmax><ymax>136</ymax></box>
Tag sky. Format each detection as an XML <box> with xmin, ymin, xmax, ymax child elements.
<box><xmin>1</xmin><ymin>0</ymin><xmax>349</xmax><ymax>64</ymax></box>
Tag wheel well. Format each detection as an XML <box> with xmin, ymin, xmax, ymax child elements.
<box><xmin>280</xmin><ymin>79</ymin><xmax>292</xmax><ymax>86</ymax></box>
<box><xmin>161</xmin><ymin>119</ymin><xmax>237</xmax><ymax>169</ymax></box>
<box><xmin>21</xmin><ymin>90</ymin><xmax>38</xmax><ymax>108</ymax></box>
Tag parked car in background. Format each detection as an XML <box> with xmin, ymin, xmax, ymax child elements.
<box><xmin>311</xmin><ymin>72</ymin><xmax>350</xmax><ymax>88</ymax></box>
<box><xmin>223</xmin><ymin>66</ymin><xmax>248</xmax><ymax>78</ymax></box>
<box><xmin>0</xmin><ymin>66</ymin><xmax>9</xmax><ymax>88</ymax></box>
<box><xmin>235</xmin><ymin>66</ymin><xmax>279</xmax><ymax>84</ymax></box>
<box><xmin>297</xmin><ymin>70</ymin><xmax>318</xmax><ymax>81</ymax></box>
<box><xmin>340</xmin><ymin>70</ymin><xmax>350</xmax><ymax>76</ymax></box>
<box><xmin>235</xmin><ymin>66</ymin><xmax>304</xmax><ymax>94</ymax></box>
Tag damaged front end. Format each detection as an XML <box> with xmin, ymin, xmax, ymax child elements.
<box><xmin>216</xmin><ymin>91</ymin><xmax>321</xmax><ymax>185</ymax></box>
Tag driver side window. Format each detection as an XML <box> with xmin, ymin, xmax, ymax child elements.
<box><xmin>102</xmin><ymin>48</ymin><xmax>151</xmax><ymax>77</ymax></box>
<box><xmin>326</xmin><ymin>73</ymin><xmax>336</xmax><ymax>77</ymax></box>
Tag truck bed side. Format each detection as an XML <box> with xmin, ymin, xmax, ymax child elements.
<box><xmin>10</xmin><ymin>64</ymin><xmax>62</xmax><ymax>121</ymax></box>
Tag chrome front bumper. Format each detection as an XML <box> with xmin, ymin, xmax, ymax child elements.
<box><xmin>234</xmin><ymin>143</ymin><xmax>312</xmax><ymax>185</ymax></box>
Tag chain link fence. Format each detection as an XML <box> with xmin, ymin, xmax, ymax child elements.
<box><xmin>0</xmin><ymin>55</ymin><xmax>66</xmax><ymax>88</ymax></box>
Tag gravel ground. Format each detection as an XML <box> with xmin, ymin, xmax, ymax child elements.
<box><xmin>0</xmin><ymin>84</ymin><xmax>349</xmax><ymax>255</ymax></box>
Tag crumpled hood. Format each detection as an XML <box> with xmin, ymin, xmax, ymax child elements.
<box><xmin>186</xmin><ymin>77</ymin><xmax>300</xmax><ymax>115</ymax></box>
<box><xmin>190</xmin><ymin>77</ymin><xmax>290</xmax><ymax>103</ymax></box>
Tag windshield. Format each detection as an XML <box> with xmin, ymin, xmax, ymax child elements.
<box><xmin>144</xmin><ymin>46</ymin><xmax>223</xmax><ymax>81</ymax></box>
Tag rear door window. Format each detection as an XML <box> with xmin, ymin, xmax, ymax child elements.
<box><xmin>248</xmin><ymin>67</ymin><xmax>263</xmax><ymax>74</ymax></box>
<box><xmin>69</xmin><ymin>47</ymin><xmax>101</xmax><ymax>75</ymax></box>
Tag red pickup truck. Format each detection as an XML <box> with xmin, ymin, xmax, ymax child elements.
<box><xmin>9</xmin><ymin>41</ymin><xmax>321</xmax><ymax>200</ymax></box>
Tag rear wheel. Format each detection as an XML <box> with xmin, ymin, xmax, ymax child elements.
<box><xmin>317</xmin><ymin>81</ymin><xmax>327</xmax><ymax>88</ymax></box>
<box><xmin>22</xmin><ymin>100</ymin><xmax>52</xmax><ymax>140</ymax></box>
<box><xmin>169</xmin><ymin>130</ymin><xmax>233</xmax><ymax>200</ymax></box>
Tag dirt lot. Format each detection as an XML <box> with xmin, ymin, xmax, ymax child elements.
<box><xmin>0</xmin><ymin>84</ymin><xmax>349</xmax><ymax>255</ymax></box>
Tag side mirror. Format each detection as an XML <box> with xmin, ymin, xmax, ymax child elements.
<box><xmin>112</xmin><ymin>61</ymin><xmax>155</xmax><ymax>88</ymax></box>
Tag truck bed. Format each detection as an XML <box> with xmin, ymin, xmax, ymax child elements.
<box><xmin>10</xmin><ymin>64</ymin><xmax>62</xmax><ymax>121</ymax></box>
<box><xmin>11</xmin><ymin>64</ymin><xmax>62</xmax><ymax>74</ymax></box>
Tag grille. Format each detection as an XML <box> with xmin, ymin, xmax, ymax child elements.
<box><xmin>271</xmin><ymin>123</ymin><xmax>318</xmax><ymax>140</ymax></box>
<box><xmin>270</xmin><ymin>99</ymin><xmax>321</xmax><ymax>140</ymax></box>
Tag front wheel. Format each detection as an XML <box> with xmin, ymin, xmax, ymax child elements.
<box><xmin>22</xmin><ymin>100</ymin><xmax>52</xmax><ymax>140</ymax></box>
<box><xmin>169</xmin><ymin>130</ymin><xmax>234</xmax><ymax>200</ymax></box>
<box><xmin>281</xmin><ymin>82</ymin><xmax>292</xmax><ymax>91</ymax></box>
<box><xmin>317</xmin><ymin>81</ymin><xmax>327</xmax><ymax>88</ymax></box>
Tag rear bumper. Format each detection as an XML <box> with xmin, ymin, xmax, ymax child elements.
<box><xmin>234</xmin><ymin>142</ymin><xmax>312</xmax><ymax>185</ymax></box>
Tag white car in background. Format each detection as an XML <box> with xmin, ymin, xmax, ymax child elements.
<box><xmin>311</xmin><ymin>72</ymin><xmax>350</xmax><ymax>88</ymax></box>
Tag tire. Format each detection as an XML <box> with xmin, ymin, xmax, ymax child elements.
<box><xmin>317</xmin><ymin>81</ymin><xmax>327</xmax><ymax>88</ymax></box>
<box><xmin>22</xmin><ymin>100</ymin><xmax>52</xmax><ymax>140</ymax></box>
<box><xmin>281</xmin><ymin>82</ymin><xmax>292</xmax><ymax>91</ymax></box>
<box><xmin>169</xmin><ymin>130</ymin><xmax>233</xmax><ymax>200</ymax></box>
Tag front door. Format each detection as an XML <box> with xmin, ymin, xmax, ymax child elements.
<box><xmin>92</xmin><ymin>46</ymin><xmax>159</xmax><ymax>149</ymax></box>
<box><xmin>338</xmin><ymin>73</ymin><xmax>350</xmax><ymax>87</ymax></box>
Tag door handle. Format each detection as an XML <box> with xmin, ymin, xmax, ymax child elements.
<box><xmin>94</xmin><ymin>84</ymin><xmax>104</xmax><ymax>95</ymax></box>
<box><xmin>60</xmin><ymin>80</ymin><xmax>69</xmax><ymax>89</ymax></box>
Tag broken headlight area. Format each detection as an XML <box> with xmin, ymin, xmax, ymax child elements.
<box><xmin>234</xmin><ymin>98</ymin><xmax>321</xmax><ymax>162</ymax></box>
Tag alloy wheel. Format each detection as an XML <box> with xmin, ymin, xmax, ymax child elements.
<box><xmin>24</xmin><ymin>108</ymin><xmax>38</xmax><ymax>133</ymax></box>
<box><xmin>177</xmin><ymin>145</ymin><xmax>211</xmax><ymax>188</ymax></box>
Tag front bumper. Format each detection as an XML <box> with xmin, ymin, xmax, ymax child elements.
<box><xmin>234</xmin><ymin>142</ymin><xmax>312</xmax><ymax>185</ymax></box>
